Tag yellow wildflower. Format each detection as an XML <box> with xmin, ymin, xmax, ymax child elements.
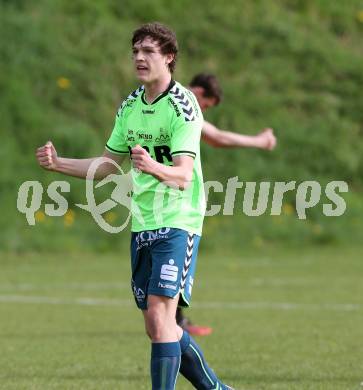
<box><xmin>35</xmin><ymin>210</ymin><xmax>46</xmax><ymax>223</ymax></box>
<box><xmin>64</xmin><ymin>209</ymin><xmax>75</xmax><ymax>227</ymax></box>
<box><xmin>105</xmin><ymin>211</ymin><xmax>117</xmax><ymax>224</ymax></box>
<box><xmin>282</xmin><ymin>203</ymin><xmax>295</xmax><ymax>216</ymax></box>
<box><xmin>356</xmin><ymin>10</ymin><xmax>363</xmax><ymax>23</ymax></box>
<box><xmin>57</xmin><ymin>77</ymin><xmax>71</xmax><ymax>89</ymax></box>
<box><xmin>312</xmin><ymin>224</ymin><xmax>322</xmax><ymax>235</ymax></box>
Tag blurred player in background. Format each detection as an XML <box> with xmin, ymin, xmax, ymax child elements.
<box><xmin>191</xmin><ymin>73</ymin><xmax>275</xmax><ymax>151</ymax></box>
<box><xmin>177</xmin><ymin>73</ymin><xmax>276</xmax><ymax>336</ymax></box>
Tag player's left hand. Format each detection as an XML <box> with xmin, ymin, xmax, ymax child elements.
<box><xmin>131</xmin><ymin>145</ymin><xmax>156</xmax><ymax>174</ymax></box>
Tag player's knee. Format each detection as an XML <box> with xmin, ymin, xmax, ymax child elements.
<box><xmin>145</xmin><ymin>307</ymin><xmax>168</xmax><ymax>340</ymax></box>
<box><xmin>145</xmin><ymin>316</ymin><xmax>164</xmax><ymax>340</ymax></box>
<box><xmin>144</xmin><ymin>324</ymin><xmax>152</xmax><ymax>339</ymax></box>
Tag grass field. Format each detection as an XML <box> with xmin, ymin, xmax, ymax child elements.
<box><xmin>1</xmin><ymin>245</ymin><xmax>363</xmax><ymax>390</ymax></box>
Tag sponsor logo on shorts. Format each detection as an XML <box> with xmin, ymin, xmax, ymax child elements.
<box><xmin>160</xmin><ymin>259</ymin><xmax>178</xmax><ymax>282</ymax></box>
<box><xmin>158</xmin><ymin>282</ymin><xmax>177</xmax><ymax>291</ymax></box>
<box><xmin>132</xmin><ymin>280</ymin><xmax>145</xmax><ymax>303</ymax></box>
<box><xmin>136</xmin><ymin>228</ymin><xmax>170</xmax><ymax>250</ymax></box>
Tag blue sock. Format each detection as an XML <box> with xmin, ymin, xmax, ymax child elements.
<box><xmin>151</xmin><ymin>341</ymin><xmax>181</xmax><ymax>390</ymax></box>
<box><xmin>179</xmin><ymin>330</ymin><xmax>228</xmax><ymax>390</ymax></box>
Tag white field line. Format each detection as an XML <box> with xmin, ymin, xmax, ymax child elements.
<box><xmin>250</xmin><ymin>277</ymin><xmax>317</xmax><ymax>287</ymax></box>
<box><xmin>0</xmin><ymin>294</ymin><xmax>362</xmax><ymax>312</ymax></box>
<box><xmin>0</xmin><ymin>295</ymin><xmax>132</xmax><ymax>306</ymax></box>
<box><xmin>0</xmin><ymin>282</ymin><xmax>129</xmax><ymax>291</ymax></box>
<box><xmin>0</xmin><ymin>276</ymin><xmax>324</xmax><ymax>291</ymax></box>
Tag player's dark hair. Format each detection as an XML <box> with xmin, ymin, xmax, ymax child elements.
<box><xmin>132</xmin><ymin>22</ymin><xmax>178</xmax><ymax>73</ymax></box>
<box><xmin>189</xmin><ymin>73</ymin><xmax>223</xmax><ymax>105</ymax></box>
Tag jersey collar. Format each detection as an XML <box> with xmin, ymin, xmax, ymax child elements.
<box><xmin>141</xmin><ymin>79</ymin><xmax>176</xmax><ymax>105</ymax></box>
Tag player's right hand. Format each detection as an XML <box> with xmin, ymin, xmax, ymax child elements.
<box><xmin>36</xmin><ymin>141</ymin><xmax>58</xmax><ymax>170</ymax></box>
<box><xmin>258</xmin><ymin>128</ymin><xmax>277</xmax><ymax>151</ymax></box>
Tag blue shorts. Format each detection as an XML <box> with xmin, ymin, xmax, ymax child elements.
<box><xmin>130</xmin><ymin>227</ymin><xmax>201</xmax><ymax>310</ymax></box>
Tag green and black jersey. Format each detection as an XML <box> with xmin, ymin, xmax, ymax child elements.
<box><xmin>106</xmin><ymin>80</ymin><xmax>205</xmax><ymax>235</ymax></box>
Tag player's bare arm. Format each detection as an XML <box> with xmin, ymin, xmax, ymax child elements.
<box><xmin>201</xmin><ymin>120</ymin><xmax>276</xmax><ymax>150</ymax></box>
<box><xmin>131</xmin><ymin>144</ymin><xmax>193</xmax><ymax>190</ymax></box>
<box><xmin>36</xmin><ymin>141</ymin><xmax>125</xmax><ymax>180</ymax></box>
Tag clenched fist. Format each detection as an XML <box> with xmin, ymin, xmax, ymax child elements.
<box><xmin>257</xmin><ymin>128</ymin><xmax>277</xmax><ymax>151</ymax></box>
<box><xmin>131</xmin><ymin>144</ymin><xmax>156</xmax><ymax>174</ymax></box>
<box><xmin>36</xmin><ymin>141</ymin><xmax>58</xmax><ymax>170</ymax></box>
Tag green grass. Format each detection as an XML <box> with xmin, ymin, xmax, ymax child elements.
<box><xmin>2</xmin><ymin>0</ymin><xmax>363</xmax><ymax>251</ymax></box>
<box><xmin>1</xmin><ymin>245</ymin><xmax>363</xmax><ymax>389</ymax></box>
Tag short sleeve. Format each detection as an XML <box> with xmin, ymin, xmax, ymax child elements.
<box><xmin>169</xmin><ymin>90</ymin><xmax>203</xmax><ymax>159</ymax></box>
<box><xmin>170</xmin><ymin>118</ymin><xmax>202</xmax><ymax>159</ymax></box>
<box><xmin>105</xmin><ymin>113</ymin><xmax>129</xmax><ymax>155</ymax></box>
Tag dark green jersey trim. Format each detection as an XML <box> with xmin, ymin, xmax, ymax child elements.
<box><xmin>171</xmin><ymin>150</ymin><xmax>196</xmax><ymax>157</ymax></box>
<box><xmin>105</xmin><ymin>144</ymin><xmax>129</xmax><ymax>154</ymax></box>
<box><xmin>141</xmin><ymin>79</ymin><xmax>176</xmax><ymax>105</ymax></box>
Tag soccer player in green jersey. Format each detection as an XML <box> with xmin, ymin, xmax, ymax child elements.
<box><xmin>177</xmin><ymin>73</ymin><xmax>276</xmax><ymax>336</ymax></box>
<box><xmin>36</xmin><ymin>23</ymin><xmax>233</xmax><ymax>390</ymax></box>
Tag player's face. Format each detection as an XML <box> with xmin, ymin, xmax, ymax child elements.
<box><xmin>192</xmin><ymin>88</ymin><xmax>218</xmax><ymax>112</ymax></box>
<box><xmin>198</xmin><ymin>96</ymin><xmax>218</xmax><ymax>112</ymax></box>
<box><xmin>132</xmin><ymin>37</ymin><xmax>172</xmax><ymax>84</ymax></box>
